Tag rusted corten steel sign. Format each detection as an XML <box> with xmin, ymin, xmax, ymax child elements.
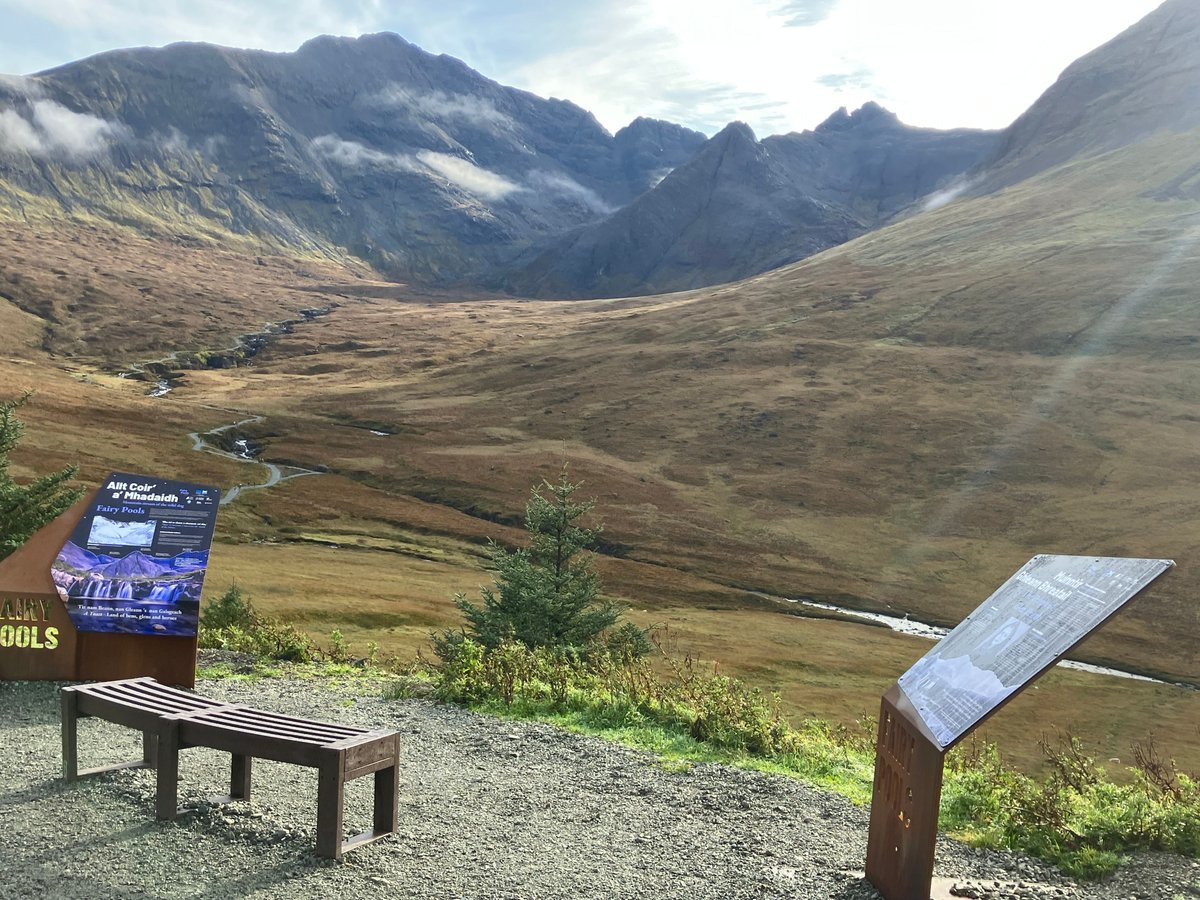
<box><xmin>865</xmin><ymin>555</ymin><xmax>1174</xmax><ymax>900</ymax></box>
<box><xmin>0</xmin><ymin>473</ymin><xmax>221</xmax><ymax>687</ymax></box>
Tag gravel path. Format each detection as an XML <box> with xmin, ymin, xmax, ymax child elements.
<box><xmin>2</xmin><ymin>675</ymin><xmax>1197</xmax><ymax>899</ymax></box>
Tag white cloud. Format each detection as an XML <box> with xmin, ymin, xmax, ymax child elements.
<box><xmin>416</xmin><ymin>150</ymin><xmax>522</xmax><ymax>200</ymax></box>
<box><xmin>0</xmin><ymin>99</ymin><xmax>126</xmax><ymax>160</ymax></box>
<box><xmin>482</xmin><ymin>0</ymin><xmax>1167</xmax><ymax>134</ymax></box>
<box><xmin>0</xmin><ymin>0</ymin><xmax>1168</xmax><ymax>138</ymax></box>
<box><xmin>0</xmin><ymin>73</ymin><xmax>40</xmax><ymax>95</ymax></box>
<box><xmin>0</xmin><ymin>0</ymin><xmax>390</xmax><ymax>72</ymax></box>
<box><xmin>312</xmin><ymin>135</ymin><xmax>521</xmax><ymax>202</ymax></box>
<box><xmin>0</xmin><ymin>107</ymin><xmax>41</xmax><ymax>153</ymax></box>
<box><xmin>155</xmin><ymin>125</ymin><xmax>189</xmax><ymax>154</ymax></box>
<box><xmin>368</xmin><ymin>85</ymin><xmax>515</xmax><ymax>129</ymax></box>
<box><xmin>921</xmin><ymin>177</ymin><xmax>972</xmax><ymax>212</ymax></box>
<box><xmin>526</xmin><ymin>170</ymin><xmax>613</xmax><ymax>214</ymax></box>
<box><xmin>310</xmin><ymin>133</ymin><xmax>420</xmax><ymax>171</ymax></box>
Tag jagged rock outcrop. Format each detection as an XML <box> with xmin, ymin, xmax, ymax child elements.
<box><xmin>974</xmin><ymin>0</ymin><xmax>1200</xmax><ymax>191</ymax></box>
<box><xmin>504</xmin><ymin>104</ymin><xmax>998</xmax><ymax>298</ymax></box>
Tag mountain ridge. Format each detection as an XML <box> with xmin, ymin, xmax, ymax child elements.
<box><xmin>0</xmin><ymin>33</ymin><xmax>708</xmax><ymax>283</ymax></box>
<box><xmin>973</xmin><ymin>0</ymin><xmax>1200</xmax><ymax>192</ymax></box>
<box><xmin>1</xmin><ymin>33</ymin><xmax>995</xmax><ymax>296</ymax></box>
<box><xmin>502</xmin><ymin>108</ymin><xmax>997</xmax><ymax>298</ymax></box>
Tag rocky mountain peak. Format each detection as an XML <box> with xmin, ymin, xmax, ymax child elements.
<box><xmin>713</xmin><ymin>119</ymin><xmax>758</xmax><ymax>144</ymax></box>
<box><xmin>502</xmin><ymin>107</ymin><xmax>995</xmax><ymax>299</ymax></box>
<box><xmin>815</xmin><ymin>101</ymin><xmax>900</xmax><ymax>134</ymax></box>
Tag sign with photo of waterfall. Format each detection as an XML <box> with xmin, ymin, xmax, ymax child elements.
<box><xmin>51</xmin><ymin>473</ymin><xmax>221</xmax><ymax>636</ymax></box>
<box><xmin>897</xmin><ymin>555</ymin><xmax>1173</xmax><ymax>750</ymax></box>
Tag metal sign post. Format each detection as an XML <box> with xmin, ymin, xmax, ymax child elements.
<box><xmin>865</xmin><ymin>555</ymin><xmax>1174</xmax><ymax>900</ymax></box>
<box><xmin>866</xmin><ymin>684</ymin><xmax>946</xmax><ymax>900</ymax></box>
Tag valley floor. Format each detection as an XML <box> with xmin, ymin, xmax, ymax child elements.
<box><xmin>2</xmin><ymin>671</ymin><xmax>1196</xmax><ymax>899</ymax></box>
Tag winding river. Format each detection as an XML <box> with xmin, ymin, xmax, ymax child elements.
<box><xmin>143</xmin><ymin>321</ymin><xmax>1190</xmax><ymax>691</ymax></box>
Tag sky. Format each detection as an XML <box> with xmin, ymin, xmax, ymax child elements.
<box><xmin>0</xmin><ymin>0</ymin><xmax>1167</xmax><ymax>137</ymax></box>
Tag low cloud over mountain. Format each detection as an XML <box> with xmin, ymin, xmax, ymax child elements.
<box><xmin>0</xmin><ymin>98</ymin><xmax>128</xmax><ymax>161</ymax></box>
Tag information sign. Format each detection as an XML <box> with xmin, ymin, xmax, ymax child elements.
<box><xmin>898</xmin><ymin>554</ymin><xmax>1174</xmax><ymax>750</ymax></box>
<box><xmin>51</xmin><ymin>473</ymin><xmax>221</xmax><ymax>637</ymax></box>
<box><xmin>867</xmin><ymin>553</ymin><xmax>1173</xmax><ymax>899</ymax></box>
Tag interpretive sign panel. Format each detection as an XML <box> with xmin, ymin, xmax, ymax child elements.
<box><xmin>898</xmin><ymin>554</ymin><xmax>1174</xmax><ymax>750</ymax></box>
<box><xmin>867</xmin><ymin>553</ymin><xmax>1173</xmax><ymax>900</ymax></box>
<box><xmin>51</xmin><ymin>473</ymin><xmax>221</xmax><ymax>637</ymax></box>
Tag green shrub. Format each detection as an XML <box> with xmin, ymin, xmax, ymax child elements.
<box><xmin>199</xmin><ymin>584</ymin><xmax>254</xmax><ymax>631</ymax></box>
<box><xmin>416</xmin><ymin>635</ymin><xmax>1200</xmax><ymax>879</ymax></box>
<box><xmin>0</xmin><ymin>392</ymin><xmax>84</xmax><ymax>561</ymax></box>
<box><xmin>198</xmin><ymin>584</ymin><xmax>314</xmax><ymax>663</ymax></box>
<box><xmin>942</xmin><ymin>732</ymin><xmax>1200</xmax><ymax>877</ymax></box>
<box><xmin>429</xmin><ymin>636</ymin><xmax>796</xmax><ymax>756</ymax></box>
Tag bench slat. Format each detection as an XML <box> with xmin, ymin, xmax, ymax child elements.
<box><xmin>176</xmin><ymin>718</ymin><xmax>331</xmax><ymax>767</ymax></box>
<box><xmin>98</xmin><ymin>683</ymin><xmax>227</xmax><ymax>714</ymax></box>
<box><xmin>105</xmin><ymin>679</ymin><xmax>226</xmax><ymax>705</ymax></box>
<box><xmin>202</xmin><ymin>706</ymin><xmax>366</xmax><ymax>741</ymax></box>
<box><xmin>185</xmin><ymin>708</ymin><xmax>360</xmax><ymax>744</ymax></box>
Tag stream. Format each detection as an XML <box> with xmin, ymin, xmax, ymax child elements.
<box><xmin>786</xmin><ymin>597</ymin><xmax>1192</xmax><ymax>689</ymax></box>
<box><xmin>135</xmin><ymin>317</ymin><xmax>1193</xmax><ymax>691</ymax></box>
<box><xmin>183</xmin><ymin>403</ymin><xmax>1190</xmax><ymax>691</ymax></box>
<box><xmin>187</xmin><ymin>416</ymin><xmax>320</xmax><ymax>506</ymax></box>
<box><xmin>119</xmin><ymin>306</ymin><xmax>333</xmax><ymax>397</ymax></box>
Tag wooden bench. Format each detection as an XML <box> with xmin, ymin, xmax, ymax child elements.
<box><xmin>62</xmin><ymin>677</ymin><xmax>399</xmax><ymax>860</ymax></box>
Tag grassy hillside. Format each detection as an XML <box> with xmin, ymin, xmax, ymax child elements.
<box><xmin>191</xmin><ymin>132</ymin><xmax>1200</xmax><ymax>680</ymax></box>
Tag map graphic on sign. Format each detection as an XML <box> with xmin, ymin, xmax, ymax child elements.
<box><xmin>51</xmin><ymin>473</ymin><xmax>221</xmax><ymax>637</ymax></box>
<box><xmin>898</xmin><ymin>555</ymin><xmax>1173</xmax><ymax>750</ymax></box>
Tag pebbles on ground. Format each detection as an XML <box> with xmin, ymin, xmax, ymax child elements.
<box><xmin>1</xmin><ymin>675</ymin><xmax>1196</xmax><ymax>899</ymax></box>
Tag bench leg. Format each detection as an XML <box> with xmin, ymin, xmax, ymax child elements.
<box><xmin>231</xmin><ymin>754</ymin><xmax>252</xmax><ymax>801</ymax></box>
<box><xmin>61</xmin><ymin>688</ymin><xmax>79</xmax><ymax>782</ymax></box>
<box><xmin>155</xmin><ymin>721</ymin><xmax>181</xmax><ymax>821</ymax></box>
<box><xmin>373</xmin><ymin>763</ymin><xmax>398</xmax><ymax>835</ymax></box>
<box><xmin>143</xmin><ymin>731</ymin><xmax>159</xmax><ymax>768</ymax></box>
<box><xmin>316</xmin><ymin>753</ymin><xmax>345</xmax><ymax>860</ymax></box>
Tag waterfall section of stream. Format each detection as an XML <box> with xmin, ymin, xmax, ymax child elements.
<box><xmin>188</xmin><ymin>416</ymin><xmax>321</xmax><ymax>506</ymax></box>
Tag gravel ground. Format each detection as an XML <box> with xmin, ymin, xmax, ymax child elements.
<box><xmin>1</xmin><ymin>672</ymin><xmax>1197</xmax><ymax>899</ymax></box>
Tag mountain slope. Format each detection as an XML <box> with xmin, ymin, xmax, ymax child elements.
<box><xmin>0</xmin><ymin>36</ymin><xmax>1000</xmax><ymax>298</ymax></box>
<box><xmin>0</xmin><ymin>35</ymin><xmax>706</xmax><ymax>281</ymax></box>
<box><xmin>976</xmin><ymin>0</ymin><xmax>1200</xmax><ymax>190</ymax></box>
<box><xmin>505</xmin><ymin>104</ymin><xmax>997</xmax><ymax>298</ymax></box>
<box><xmin>203</xmin><ymin>1</ymin><xmax>1200</xmax><ymax>684</ymax></box>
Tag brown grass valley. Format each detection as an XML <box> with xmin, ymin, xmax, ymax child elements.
<box><xmin>4</xmin><ymin>162</ymin><xmax>1199</xmax><ymax>773</ymax></box>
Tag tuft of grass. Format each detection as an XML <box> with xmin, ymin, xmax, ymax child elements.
<box><xmin>199</xmin><ymin>584</ymin><xmax>317</xmax><ymax>663</ymax></box>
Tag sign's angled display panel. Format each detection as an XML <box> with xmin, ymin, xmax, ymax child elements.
<box><xmin>51</xmin><ymin>473</ymin><xmax>221</xmax><ymax>637</ymax></box>
<box><xmin>897</xmin><ymin>555</ymin><xmax>1173</xmax><ymax>750</ymax></box>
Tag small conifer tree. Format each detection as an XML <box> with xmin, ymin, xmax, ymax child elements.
<box><xmin>452</xmin><ymin>468</ymin><xmax>624</xmax><ymax>652</ymax></box>
<box><xmin>0</xmin><ymin>393</ymin><xmax>84</xmax><ymax>561</ymax></box>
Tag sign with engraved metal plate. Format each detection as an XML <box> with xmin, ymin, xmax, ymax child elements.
<box><xmin>897</xmin><ymin>555</ymin><xmax>1173</xmax><ymax>750</ymax></box>
<box><xmin>867</xmin><ymin>554</ymin><xmax>1173</xmax><ymax>900</ymax></box>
